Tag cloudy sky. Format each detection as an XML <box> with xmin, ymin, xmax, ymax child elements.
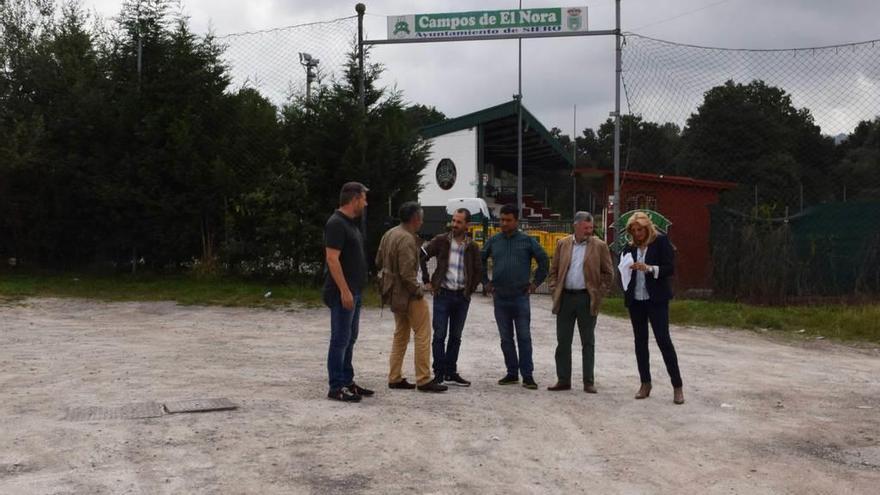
<box><xmin>82</xmin><ymin>1</ymin><xmax>880</xmax><ymax>134</ymax></box>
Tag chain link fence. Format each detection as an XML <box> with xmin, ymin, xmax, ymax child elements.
<box><xmin>218</xmin><ymin>17</ymin><xmax>358</xmax><ymax>105</ymax></box>
<box><xmin>618</xmin><ymin>34</ymin><xmax>880</xmax><ymax>302</ymax></box>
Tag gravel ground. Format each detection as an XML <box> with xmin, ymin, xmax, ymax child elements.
<box><xmin>1</xmin><ymin>295</ymin><xmax>879</xmax><ymax>494</ymax></box>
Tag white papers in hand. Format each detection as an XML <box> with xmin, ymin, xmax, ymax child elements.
<box><xmin>618</xmin><ymin>252</ymin><xmax>634</xmax><ymax>290</ymax></box>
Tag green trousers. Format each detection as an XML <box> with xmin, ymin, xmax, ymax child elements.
<box><xmin>555</xmin><ymin>291</ymin><xmax>597</xmax><ymax>384</ymax></box>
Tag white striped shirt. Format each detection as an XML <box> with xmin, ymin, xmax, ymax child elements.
<box><xmin>443</xmin><ymin>237</ymin><xmax>466</xmax><ymax>290</ymax></box>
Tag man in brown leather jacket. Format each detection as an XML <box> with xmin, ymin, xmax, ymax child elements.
<box><xmin>376</xmin><ymin>202</ymin><xmax>448</xmax><ymax>393</ymax></box>
<box><xmin>420</xmin><ymin>208</ymin><xmax>483</xmax><ymax>387</ymax></box>
<box><xmin>547</xmin><ymin>211</ymin><xmax>614</xmax><ymax>393</ymax></box>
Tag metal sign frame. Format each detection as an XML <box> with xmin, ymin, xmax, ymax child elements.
<box><xmin>355</xmin><ymin>2</ymin><xmax>623</xmax><ymax>231</ymax></box>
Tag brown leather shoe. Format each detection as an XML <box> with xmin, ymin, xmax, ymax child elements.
<box><xmin>635</xmin><ymin>382</ymin><xmax>652</xmax><ymax>399</ymax></box>
<box><xmin>673</xmin><ymin>387</ymin><xmax>685</xmax><ymax>405</ymax></box>
<box><xmin>547</xmin><ymin>382</ymin><xmax>571</xmax><ymax>391</ymax></box>
<box><xmin>583</xmin><ymin>383</ymin><xmax>597</xmax><ymax>394</ymax></box>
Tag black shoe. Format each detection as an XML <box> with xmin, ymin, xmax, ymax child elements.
<box><xmin>388</xmin><ymin>379</ymin><xmax>417</xmax><ymax>390</ymax></box>
<box><xmin>417</xmin><ymin>381</ymin><xmax>449</xmax><ymax>393</ymax></box>
<box><xmin>498</xmin><ymin>375</ymin><xmax>519</xmax><ymax>385</ymax></box>
<box><xmin>432</xmin><ymin>374</ymin><xmax>444</xmax><ymax>385</ymax></box>
<box><xmin>523</xmin><ymin>377</ymin><xmax>538</xmax><ymax>390</ymax></box>
<box><xmin>547</xmin><ymin>382</ymin><xmax>571</xmax><ymax>391</ymax></box>
<box><xmin>446</xmin><ymin>373</ymin><xmax>471</xmax><ymax>387</ymax></box>
<box><xmin>327</xmin><ymin>387</ymin><xmax>362</xmax><ymax>402</ymax></box>
<box><xmin>348</xmin><ymin>382</ymin><xmax>375</xmax><ymax>397</ymax></box>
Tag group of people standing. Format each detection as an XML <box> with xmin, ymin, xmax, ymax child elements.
<box><xmin>322</xmin><ymin>182</ymin><xmax>685</xmax><ymax>405</ymax></box>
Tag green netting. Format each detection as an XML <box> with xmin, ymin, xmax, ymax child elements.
<box><xmin>710</xmin><ymin>202</ymin><xmax>880</xmax><ymax>301</ymax></box>
<box><xmin>791</xmin><ymin>201</ymin><xmax>880</xmax><ymax>295</ymax></box>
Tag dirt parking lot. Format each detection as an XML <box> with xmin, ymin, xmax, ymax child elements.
<box><xmin>1</xmin><ymin>295</ymin><xmax>879</xmax><ymax>494</ymax></box>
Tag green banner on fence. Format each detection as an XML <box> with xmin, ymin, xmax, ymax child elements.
<box><xmin>387</xmin><ymin>7</ymin><xmax>589</xmax><ymax>40</ymax></box>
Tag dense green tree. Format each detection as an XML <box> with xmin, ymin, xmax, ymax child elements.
<box><xmin>573</xmin><ymin>116</ymin><xmax>681</xmax><ymax>173</ymax></box>
<box><xmin>282</xmin><ymin>49</ymin><xmax>432</xmax><ymax>263</ymax></box>
<box><xmin>834</xmin><ymin>117</ymin><xmax>880</xmax><ymax>201</ymax></box>
<box><xmin>676</xmin><ymin>80</ymin><xmax>835</xmax><ymax>211</ymax></box>
<box><xmin>403</xmin><ymin>104</ymin><xmax>445</xmax><ymax>130</ymax></box>
<box><xmin>220</xmin><ymin>88</ymin><xmax>322</xmax><ymax>279</ymax></box>
<box><xmin>0</xmin><ymin>1</ymin><xmax>115</xmax><ymax>265</ymax></box>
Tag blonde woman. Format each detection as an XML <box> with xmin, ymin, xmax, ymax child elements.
<box><xmin>622</xmin><ymin>212</ymin><xmax>684</xmax><ymax>405</ymax></box>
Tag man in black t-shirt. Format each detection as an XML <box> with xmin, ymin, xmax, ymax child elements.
<box><xmin>323</xmin><ymin>182</ymin><xmax>373</xmax><ymax>402</ymax></box>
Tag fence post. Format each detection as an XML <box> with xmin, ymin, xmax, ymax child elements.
<box><xmin>356</xmin><ymin>4</ymin><xmax>366</xmax><ymax>114</ymax></box>
<box><xmin>612</xmin><ymin>0</ymin><xmax>622</xmax><ymax>237</ymax></box>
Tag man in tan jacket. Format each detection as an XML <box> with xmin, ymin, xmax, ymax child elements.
<box><xmin>376</xmin><ymin>201</ymin><xmax>447</xmax><ymax>393</ymax></box>
<box><xmin>547</xmin><ymin>211</ymin><xmax>614</xmax><ymax>393</ymax></box>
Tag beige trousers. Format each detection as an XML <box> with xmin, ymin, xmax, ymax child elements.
<box><xmin>389</xmin><ymin>297</ymin><xmax>432</xmax><ymax>386</ymax></box>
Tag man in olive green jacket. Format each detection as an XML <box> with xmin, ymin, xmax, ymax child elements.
<box><xmin>546</xmin><ymin>211</ymin><xmax>614</xmax><ymax>393</ymax></box>
<box><xmin>376</xmin><ymin>202</ymin><xmax>447</xmax><ymax>393</ymax></box>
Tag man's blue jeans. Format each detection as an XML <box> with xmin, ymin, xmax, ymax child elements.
<box><xmin>431</xmin><ymin>289</ymin><xmax>471</xmax><ymax>377</ymax></box>
<box><xmin>493</xmin><ymin>293</ymin><xmax>533</xmax><ymax>379</ymax></box>
<box><xmin>326</xmin><ymin>290</ymin><xmax>362</xmax><ymax>392</ymax></box>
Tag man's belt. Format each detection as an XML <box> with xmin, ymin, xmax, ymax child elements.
<box><xmin>438</xmin><ymin>287</ymin><xmax>465</xmax><ymax>295</ymax></box>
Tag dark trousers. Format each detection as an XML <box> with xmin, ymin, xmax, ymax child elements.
<box><xmin>432</xmin><ymin>289</ymin><xmax>471</xmax><ymax>377</ymax></box>
<box><xmin>555</xmin><ymin>291</ymin><xmax>597</xmax><ymax>384</ymax></box>
<box><xmin>326</xmin><ymin>290</ymin><xmax>362</xmax><ymax>392</ymax></box>
<box><xmin>628</xmin><ymin>299</ymin><xmax>683</xmax><ymax>387</ymax></box>
<box><xmin>493</xmin><ymin>294</ymin><xmax>533</xmax><ymax>379</ymax></box>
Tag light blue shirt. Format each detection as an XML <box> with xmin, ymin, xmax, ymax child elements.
<box><xmin>564</xmin><ymin>238</ymin><xmax>588</xmax><ymax>290</ymax></box>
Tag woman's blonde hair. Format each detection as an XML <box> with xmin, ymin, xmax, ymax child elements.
<box><xmin>626</xmin><ymin>211</ymin><xmax>658</xmax><ymax>246</ymax></box>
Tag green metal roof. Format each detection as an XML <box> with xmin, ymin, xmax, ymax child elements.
<box><xmin>419</xmin><ymin>100</ymin><xmax>573</xmax><ymax>169</ymax></box>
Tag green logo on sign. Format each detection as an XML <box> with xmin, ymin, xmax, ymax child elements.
<box><xmin>567</xmin><ymin>8</ymin><xmax>583</xmax><ymax>30</ymax></box>
<box><xmin>393</xmin><ymin>19</ymin><xmax>410</xmax><ymax>35</ymax></box>
<box><xmin>611</xmin><ymin>209</ymin><xmax>671</xmax><ymax>253</ymax></box>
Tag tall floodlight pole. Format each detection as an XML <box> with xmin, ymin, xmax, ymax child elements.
<box><xmin>517</xmin><ymin>0</ymin><xmax>523</xmax><ymax>220</ymax></box>
<box><xmin>134</xmin><ymin>6</ymin><xmax>143</xmax><ymax>275</ymax></box>
<box><xmin>613</xmin><ymin>0</ymin><xmax>622</xmax><ymax>235</ymax></box>
<box><xmin>298</xmin><ymin>52</ymin><xmax>319</xmax><ymax>103</ymax></box>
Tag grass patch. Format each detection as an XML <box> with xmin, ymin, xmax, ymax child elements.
<box><xmin>0</xmin><ymin>271</ymin><xmax>331</xmax><ymax>308</ymax></box>
<box><xmin>600</xmin><ymin>297</ymin><xmax>880</xmax><ymax>344</ymax></box>
<box><xmin>2</xmin><ymin>272</ymin><xmax>875</xmax><ymax>344</ymax></box>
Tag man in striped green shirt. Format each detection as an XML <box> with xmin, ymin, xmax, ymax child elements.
<box><xmin>481</xmin><ymin>204</ymin><xmax>549</xmax><ymax>389</ymax></box>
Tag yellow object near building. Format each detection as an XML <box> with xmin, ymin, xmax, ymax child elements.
<box><xmin>468</xmin><ymin>225</ymin><xmax>569</xmax><ymax>261</ymax></box>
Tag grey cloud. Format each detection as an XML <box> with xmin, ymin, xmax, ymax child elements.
<box><xmin>84</xmin><ymin>0</ymin><xmax>880</xmax><ymax>134</ymax></box>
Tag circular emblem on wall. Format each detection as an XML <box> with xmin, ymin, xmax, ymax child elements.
<box><xmin>436</xmin><ymin>158</ymin><xmax>457</xmax><ymax>190</ymax></box>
